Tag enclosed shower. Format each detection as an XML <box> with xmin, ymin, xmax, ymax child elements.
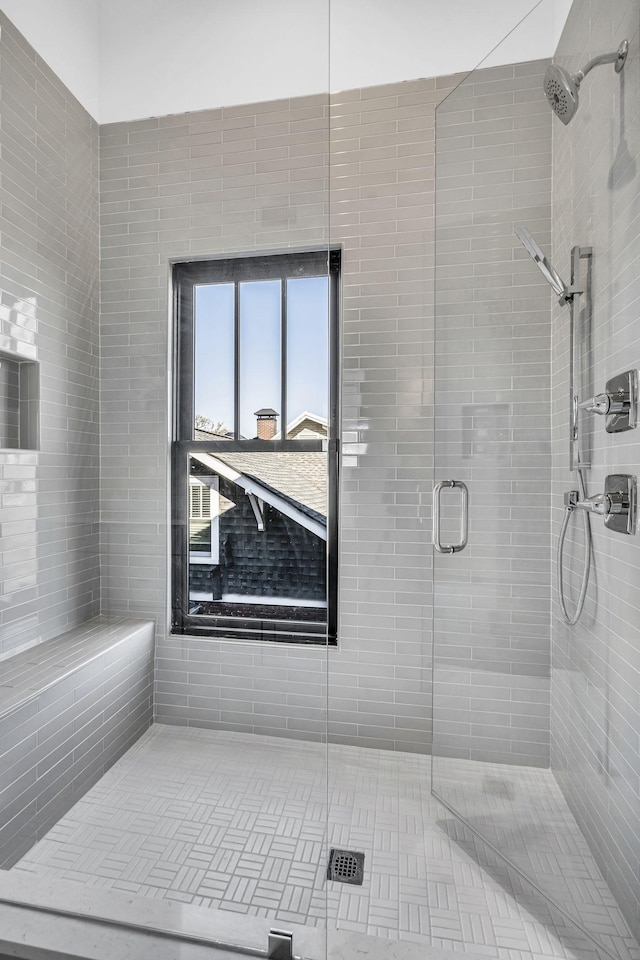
<box><xmin>0</xmin><ymin>1</ymin><xmax>637</xmax><ymax>959</ymax></box>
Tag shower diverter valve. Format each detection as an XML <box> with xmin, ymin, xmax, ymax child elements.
<box><xmin>570</xmin><ymin>474</ymin><xmax>637</xmax><ymax>535</ymax></box>
<box><xmin>578</xmin><ymin>369</ymin><xmax>638</xmax><ymax>433</ymax></box>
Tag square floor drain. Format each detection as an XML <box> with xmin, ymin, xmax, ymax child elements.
<box><xmin>327</xmin><ymin>848</ymin><xmax>365</xmax><ymax>884</ymax></box>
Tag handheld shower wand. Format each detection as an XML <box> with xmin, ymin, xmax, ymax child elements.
<box><xmin>514</xmin><ymin>226</ymin><xmax>571</xmax><ymax>302</ymax></box>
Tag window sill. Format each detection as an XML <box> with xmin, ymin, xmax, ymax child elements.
<box><xmin>170</xmin><ymin>629</ymin><xmax>336</xmax><ymax>648</ymax></box>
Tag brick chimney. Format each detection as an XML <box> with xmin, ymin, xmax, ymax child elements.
<box><xmin>255</xmin><ymin>408</ymin><xmax>278</xmax><ymax>440</ymax></box>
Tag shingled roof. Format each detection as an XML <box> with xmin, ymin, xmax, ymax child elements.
<box><xmin>192</xmin><ymin>417</ymin><xmax>327</xmax><ymax>534</ymax></box>
<box><xmin>212</xmin><ymin>451</ymin><xmax>327</xmax><ymax>518</ymax></box>
<box><xmin>191</xmin><ymin>449</ymin><xmax>327</xmax><ymax>540</ymax></box>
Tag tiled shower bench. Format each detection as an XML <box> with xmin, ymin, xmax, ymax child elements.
<box><xmin>0</xmin><ymin>616</ymin><xmax>155</xmax><ymax>868</ymax></box>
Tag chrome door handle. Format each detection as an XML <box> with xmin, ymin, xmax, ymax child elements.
<box><xmin>433</xmin><ymin>480</ymin><xmax>469</xmax><ymax>554</ymax></box>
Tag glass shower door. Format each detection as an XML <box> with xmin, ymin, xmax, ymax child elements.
<box><xmin>432</xmin><ymin>45</ymin><xmax>554</xmax><ymax>782</ymax></box>
<box><xmin>431</xmin><ymin>24</ymin><xmax>638</xmax><ymax>960</ymax></box>
<box><xmin>431</xmin><ymin>40</ymin><xmax>561</xmax><ymax>936</ymax></box>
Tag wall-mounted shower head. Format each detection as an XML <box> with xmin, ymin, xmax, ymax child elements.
<box><xmin>544</xmin><ymin>40</ymin><xmax>629</xmax><ymax>125</ymax></box>
<box><xmin>515</xmin><ymin>225</ymin><xmax>570</xmax><ymax>303</ymax></box>
<box><xmin>544</xmin><ymin>64</ymin><xmax>579</xmax><ymax>124</ymax></box>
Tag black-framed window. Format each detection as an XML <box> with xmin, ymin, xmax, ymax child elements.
<box><xmin>172</xmin><ymin>250</ymin><xmax>340</xmax><ymax>644</ymax></box>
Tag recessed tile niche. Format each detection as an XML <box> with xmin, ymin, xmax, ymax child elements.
<box><xmin>0</xmin><ymin>351</ymin><xmax>39</xmax><ymax>451</ymax></box>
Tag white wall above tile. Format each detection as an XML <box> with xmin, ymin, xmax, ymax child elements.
<box><xmin>0</xmin><ymin>0</ymin><xmax>574</xmax><ymax>124</ymax></box>
<box><xmin>330</xmin><ymin>0</ymin><xmax>571</xmax><ymax>93</ymax></box>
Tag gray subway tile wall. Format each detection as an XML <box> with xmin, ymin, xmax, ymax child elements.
<box><xmin>99</xmin><ymin>92</ymin><xmax>332</xmax><ymax>742</ymax></box>
<box><xmin>99</xmin><ymin>62</ymin><xmax>555</xmax><ymax>758</ymax></box>
<box><xmin>0</xmin><ymin>13</ymin><xmax>100</xmax><ymax>658</ymax></box>
<box><xmin>551</xmin><ymin>0</ymin><xmax>640</xmax><ymax>941</ymax></box>
<box><xmin>101</xmin><ymin>58</ymin><xmax>550</xmax><ymax>764</ymax></box>
<box><xmin>99</xmin><ymin>76</ymin><xmax>469</xmax><ymax>752</ymax></box>
<box><xmin>432</xmin><ymin>61</ymin><xmax>553</xmax><ymax>765</ymax></box>
<box><xmin>0</xmin><ymin>5</ymin><xmax>577</xmax><ymax>786</ymax></box>
<box><xmin>330</xmin><ymin>76</ymin><xmax>456</xmax><ymax>750</ymax></box>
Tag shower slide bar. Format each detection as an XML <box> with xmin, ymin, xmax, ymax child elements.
<box><xmin>567</xmin><ymin>244</ymin><xmax>593</xmax><ymax>472</ymax></box>
<box><xmin>0</xmin><ymin>896</ymin><xmax>301</xmax><ymax>960</ymax></box>
<box><xmin>513</xmin><ymin>228</ymin><xmax>592</xmax><ymax>469</ymax></box>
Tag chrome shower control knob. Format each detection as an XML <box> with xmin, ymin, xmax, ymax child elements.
<box><xmin>578</xmin><ymin>371</ymin><xmax>638</xmax><ymax>432</ymax></box>
<box><xmin>579</xmin><ymin>393</ymin><xmax>613</xmax><ymax>415</ymax></box>
<box><xmin>575</xmin><ymin>493</ymin><xmax>610</xmax><ymax>516</ymax></box>
<box><xmin>573</xmin><ymin>476</ymin><xmax>636</xmax><ymax>534</ymax></box>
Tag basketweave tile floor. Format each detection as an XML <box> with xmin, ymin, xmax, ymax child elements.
<box><xmin>12</xmin><ymin>724</ymin><xmax>640</xmax><ymax>960</ymax></box>
<box><xmin>431</xmin><ymin>756</ymin><xmax>640</xmax><ymax>958</ymax></box>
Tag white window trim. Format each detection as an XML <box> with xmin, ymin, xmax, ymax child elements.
<box><xmin>189</xmin><ymin>476</ymin><xmax>220</xmax><ymax>564</ymax></box>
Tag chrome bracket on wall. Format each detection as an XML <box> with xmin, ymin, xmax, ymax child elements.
<box><xmin>433</xmin><ymin>480</ymin><xmax>469</xmax><ymax>554</ymax></box>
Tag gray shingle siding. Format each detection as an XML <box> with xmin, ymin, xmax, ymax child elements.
<box><xmin>189</xmin><ymin>475</ymin><xmax>326</xmax><ymax>604</ymax></box>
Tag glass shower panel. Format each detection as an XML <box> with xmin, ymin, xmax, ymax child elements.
<box><xmin>0</xmin><ymin>4</ymin><xmax>331</xmax><ymax>960</ymax></box>
<box><xmin>326</xmin><ymin>66</ymin><xmax>436</xmax><ymax>949</ymax></box>
<box><xmin>433</xmin><ymin>51</ymin><xmax>554</xmax><ymax>788</ymax></box>
<box><xmin>432</xmin><ymin>25</ymin><xmax>638</xmax><ymax>960</ymax></box>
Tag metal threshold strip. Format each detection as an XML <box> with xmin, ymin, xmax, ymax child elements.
<box><xmin>0</xmin><ymin>896</ymin><xmax>303</xmax><ymax>960</ymax></box>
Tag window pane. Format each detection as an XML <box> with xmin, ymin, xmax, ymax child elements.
<box><xmin>190</xmin><ymin>520</ymin><xmax>211</xmax><ymax>550</ymax></box>
<box><xmin>286</xmin><ymin>276</ymin><xmax>329</xmax><ymax>438</ymax></box>
<box><xmin>194</xmin><ymin>283</ymin><xmax>235</xmax><ymax>439</ymax></box>
<box><xmin>188</xmin><ymin>451</ymin><xmax>327</xmax><ymax>622</ymax></box>
<box><xmin>188</xmin><ymin>468</ymin><xmax>221</xmax><ymax>597</ymax></box>
<box><xmin>239</xmin><ymin>280</ymin><xmax>281</xmax><ymax>440</ymax></box>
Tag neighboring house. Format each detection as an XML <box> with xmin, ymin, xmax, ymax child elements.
<box><xmin>273</xmin><ymin>411</ymin><xmax>328</xmax><ymax>441</ymax></box>
<box><xmin>189</xmin><ymin>411</ymin><xmax>327</xmax><ymax>617</ymax></box>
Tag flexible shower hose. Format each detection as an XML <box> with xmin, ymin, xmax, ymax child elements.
<box><xmin>557</xmin><ymin>470</ymin><xmax>592</xmax><ymax>625</ymax></box>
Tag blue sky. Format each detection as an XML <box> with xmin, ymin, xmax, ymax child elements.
<box><xmin>194</xmin><ymin>276</ymin><xmax>329</xmax><ymax>438</ymax></box>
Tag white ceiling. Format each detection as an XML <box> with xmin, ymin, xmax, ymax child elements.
<box><xmin>0</xmin><ymin>0</ymin><xmax>574</xmax><ymax>124</ymax></box>
<box><xmin>0</xmin><ymin>0</ymin><xmax>101</xmax><ymax>119</ymax></box>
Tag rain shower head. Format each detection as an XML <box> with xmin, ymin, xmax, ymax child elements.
<box><xmin>515</xmin><ymin>225</ymin><xmax>569</xmax><ymax>302</ymax></box>
<box><xmin>543</xmin><ymin>40</ymin><xmax>629</xmax><ymax>125</ymax></box>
